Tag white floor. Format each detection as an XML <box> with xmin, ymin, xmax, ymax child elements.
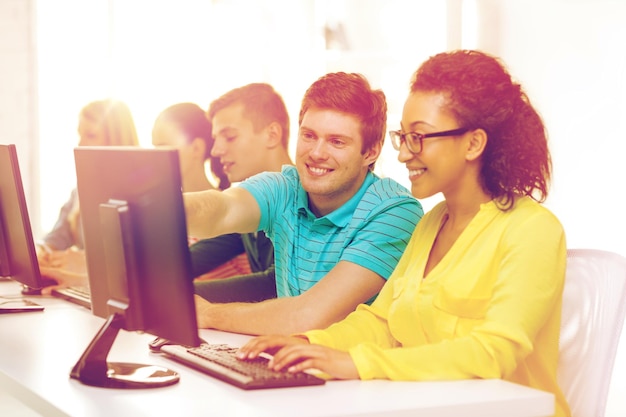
<box><xmin>2</xmin><ymin>336</ymin><xmax>626</xmax><ymax>417</ymax></box>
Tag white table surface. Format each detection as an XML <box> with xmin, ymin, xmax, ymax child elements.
<box><xmin>0</xmin><ymin>280</ymin><xmax>555</xmax><ymax>417</ymax></box>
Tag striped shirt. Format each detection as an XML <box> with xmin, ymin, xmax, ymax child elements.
<box><xmin>239</xmin><ymin>165</ymin><xmax>422</xmax><ymax>298</ymax></box>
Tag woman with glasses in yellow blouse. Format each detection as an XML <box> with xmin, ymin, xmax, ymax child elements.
<box><xmin>239</xmin><ymin>49</ymin><xmax>570</xmax><ymax>417</ymax></box>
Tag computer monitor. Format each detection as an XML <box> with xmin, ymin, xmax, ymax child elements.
<box><xmin>0</xmin><ymin>144</ymin><xmax>47</xmax><ymax>312</ymax></box>
<box><xmin>71</xmin><ymin>146</ymin><xmax>201</xmax><ymax>388</ymax></box>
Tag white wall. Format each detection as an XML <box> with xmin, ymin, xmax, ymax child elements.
<box><xmin>0</xmin><ymin>0</ymin><xmax>40</xmax><ymax>234</ymax></box>
<box><xmin>472</xmin><ymin>0</ymin><xmax>626</xmax><ymax>258</ymax></box>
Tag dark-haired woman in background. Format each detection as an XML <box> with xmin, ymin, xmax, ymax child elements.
<box><xmin>152</xmin><ymin>102</ymin><xmax>252</xmax><ymax>280</ymax></box>
<box><xmin>152</xmin><ymin>102</ymin><xmax>229</xmax><ymax>193</ymax></box>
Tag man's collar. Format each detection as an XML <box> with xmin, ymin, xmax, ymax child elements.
<box><xmin>297</xmin><ymin>171</ymin><xmax>376</xmax><ymax>227</ymax></box>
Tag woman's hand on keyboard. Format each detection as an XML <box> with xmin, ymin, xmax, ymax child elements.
<box><xmin>239</xmin><ymin>335</ymin><xmax>359</xmax><ymax>380</ymax></box>
<box><xmin>238</xmin><ymin>334</ymin><xmax>358</xmax><ymax>379</ymax></box>
<box><xmin>237</xmin><ymin>335</ymin><xmax>309</xmax><ymax>360</ymax></box>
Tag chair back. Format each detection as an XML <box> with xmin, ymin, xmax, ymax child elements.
<box><xmin>558</xmin><ymin>248</ymin><xmax>626</xmax><ymax>417</ymax></box>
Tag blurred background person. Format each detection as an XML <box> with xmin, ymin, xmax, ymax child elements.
<box><xmin>37</xmin><ymin>98</ymin><xmax>138</xmax><ymax>255</ymax></box>
<box><xmin>151</xmin><ymin>102</ymin><xmax>229</xmax><ymax>193</ymax></box>
<box><xmin>189</xmin><ymin>83</ymin><xmax>293</xmax><ymax>301</ymax></box>
<box><xmin>152</xmin><ymin>101</ymin><xmax>252</xmax><ymax>279</ymax></box>
<box><xmin>35</xmin><ymin>99</ymin><xmax>138</xmax><ymax>290</ymax></box>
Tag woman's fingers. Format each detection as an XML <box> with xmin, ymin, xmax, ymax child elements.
<box><xmin>238</xmin><ymin>335</ymin><xmax>306</xmax><ymax>359</ymax></box>
<box><xmin>269</xmin><ymin>344</ymin><xmax>359</xmax><ymax>379</ymax></box>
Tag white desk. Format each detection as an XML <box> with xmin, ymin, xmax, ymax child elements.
<box><xmin>0</xmin><ymin>280</ymin><xmax>555</xmax><ymax>417</ymax></box>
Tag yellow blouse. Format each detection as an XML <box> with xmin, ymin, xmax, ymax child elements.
<box><xmin>305</xmin><ymin>197</ymin><xmax>570</xmax><ymax>417</ymax></box>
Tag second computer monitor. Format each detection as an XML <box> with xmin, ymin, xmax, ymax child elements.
<box><xmin>74</xmin><ymin>146</ymin><xmax>200</xmax><ymax>347</ymax></box>
<box><xmin>0</xmin><ymin>144</ymin><xmax>44</xmax><ymax>291</ymax></box>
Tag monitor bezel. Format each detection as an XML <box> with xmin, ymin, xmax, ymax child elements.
<box><xmin>0</xmin><ymin>144</ymin><xmax>44</xmax><ymax>290</ymax></box>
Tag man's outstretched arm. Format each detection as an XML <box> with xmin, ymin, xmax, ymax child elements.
<box><xmin>184</xmin><ymin>187</ymin><xmax>260</xmax><ymax>238</ymax></box>
<box><xmin>194</xmin><ymin>260</ymin><xmax>384</xmax><ymax>336</ymax></box>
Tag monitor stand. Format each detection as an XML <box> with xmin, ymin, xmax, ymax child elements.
<box><xmin>21</xmin><ymin>276</ymin><xmax>58</xmax><ymax>295</ymax></box>
<box><xmin>70</xmin><ymin>313</ymin><xmax>180</xmax><ymax>388</ymax></box>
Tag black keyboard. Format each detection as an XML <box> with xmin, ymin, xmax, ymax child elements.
<box><xmin>50</xmin><ymin>285</ymin><xmax>91</xmax><ymax>309</ymax></box>
<box><xmin>160</xmin><ymin>343</ymin><xmax>326</xmax><ymax>390</ymax></box>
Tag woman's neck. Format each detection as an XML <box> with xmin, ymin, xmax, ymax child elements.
<box><xmin>443</xmin><ymin>182</ymin><xmax>491</xmax><ymax>231</ymax></box>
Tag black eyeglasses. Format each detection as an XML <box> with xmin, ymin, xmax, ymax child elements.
<box><xmin>388</xmin><ymin>127</ymin><xmax>469</xmax><ymax>154</ymax></box>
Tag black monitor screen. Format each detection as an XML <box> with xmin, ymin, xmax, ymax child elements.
<box><xmin>72</xmin><ymin>146</ymin><xmax>201</xmax><ymax>388</ymax></box>
<box><xmin>0</xmin><ymin>144</ymin><xmax>43</xmax><ymax>291</ymax></box>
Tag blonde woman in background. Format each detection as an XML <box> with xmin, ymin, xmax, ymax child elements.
<box><xmin>36</xmin><ymin>99</ymin><xmax>138</xmax><ymax>289</ymax></box>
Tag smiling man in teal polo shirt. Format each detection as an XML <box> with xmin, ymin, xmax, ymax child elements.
<box><xmin>185</xmin><ymin>72</ymin><xmax>422</xmax><ymax>336</ymax></box>
<box><xmin>238</xmin><ymin>166</ymin><xmax>417</xmax><ymax>300</ymax></box>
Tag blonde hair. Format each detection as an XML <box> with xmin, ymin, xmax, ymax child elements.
<box><xmin>79</xmin><ymin>99</ymin><xmax>139</xmax><ymax>146</ymax></box>
<box><xmin>68</xmin><ymin>99</ymin><xmax>139</xmax><ymax>244</ymax></box>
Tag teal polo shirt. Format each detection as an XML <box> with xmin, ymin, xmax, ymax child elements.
<box><xmin>239</xmin><ymin>165</ymin><xmax>422</xmax><ymax>298</ymax></box>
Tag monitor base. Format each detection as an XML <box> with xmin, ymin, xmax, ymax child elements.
<box><xmin>74</xmin><ymin>362</ymin><xmax>180</xmax><ymax>389</ymax></box>
<box><xmin>71</xmin><ymin>313</ymin><xmax>180</xmax><ymax>389</ymax></box>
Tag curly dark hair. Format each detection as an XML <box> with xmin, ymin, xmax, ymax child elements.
<box><xmin>410</xmin><ymin>50</ymin><xmax>551</xmax><ymax>210</ymax></box>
